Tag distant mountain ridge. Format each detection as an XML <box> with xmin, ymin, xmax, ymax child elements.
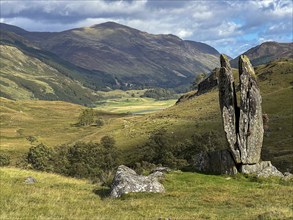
<box><xmin>230</xmin><ymin>41</ymin><xmax>293</xmax><ymax>67</ymax></box>
<box><xmin>1</xmin><ymin>22</ymin><xmax>291</xmax><ymax>105</ymax></box>
<box><xmin>0</xmin><ymin>22</ymin><xmax>220</xmax><ymax>89</ymax></box>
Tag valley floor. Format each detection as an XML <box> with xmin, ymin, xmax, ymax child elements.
<box><xmin>1</xmin><ymin>167</ymin><xmax>292</xmax><ymax>219</ymax></box>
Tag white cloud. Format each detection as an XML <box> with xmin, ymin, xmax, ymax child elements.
<box><xmin>177</xmin><ymin>29</ymin><xmax>193</xmax><ymax>38</ymax></box>
<box><xmin>0</xmin><ymin>0</ymin><xmax>292</xmax><ymax>57</ymax></box>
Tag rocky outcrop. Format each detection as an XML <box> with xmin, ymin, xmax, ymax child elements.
<box><xmin>110</xmin><ymin>165</ymin><xmax>165</xmax><ymax>198</ymax></box>
<box><xmin>218</xmin><ymin>54</ymin><xmax>281</xmax><ymax>177</ymax></box>
<box><xmin>197</xmin><ymin>68</ymin><xmax>219</xmax><ymax>95</ymax></box>
<box><xmin>176</xmin><ymin>68</ymin><xmax>219</xmax><ymax>104</ymax></box>
<box><xmin>192</xmin><ymin>149</ymin><xmax>238</xmax><ymax>175</ymax></box>
<box><xmin>241</xmin><ymin>161</ymin><xmax>283</xmax><ymax>178</ymax></box>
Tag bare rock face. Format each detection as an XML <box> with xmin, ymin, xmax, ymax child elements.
<box><xmin>110</xmin><ymin>165</ymin><xmax>165</xmax><ymax>198</ymax></box>
<box><xmin>238</xmin><ymin>55</ymin><xmax>264</xmax><ymax>164</ymax></box>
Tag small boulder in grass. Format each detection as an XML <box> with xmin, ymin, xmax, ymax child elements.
<box><xmin>283</xmin><ymin>172</ymin><xmax>293</xmax><ymax>181</ymax></box>
<box><xmin>110</xmin><ymin>165</ymin><xmax>165</xmax><ymax>198</ymax></box>
<box><xmin>151</xmin><ymin>167</ymin><xmax>171</xmax><ymax>174</ymax></box>
<box><xmin>25</xmin><ymin>176</ymin><xmax>37</xmax><ymax>184</ymax></box>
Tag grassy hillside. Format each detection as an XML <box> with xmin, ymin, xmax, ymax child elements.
<box><xmin>1</xmin><ymin>167</ymin><xmax>292</xmax><ymax>219</ymax></box>
<box><xmin>0</xmin><ymin>59</ymin><xmax>292</xmax><ymax>171</ymax></box>
<box><xmin>0</xmin><ymin>44</ymin><xmax>100</xmax><ymax>105</ymax></box>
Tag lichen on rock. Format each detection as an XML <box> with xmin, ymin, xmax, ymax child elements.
<box><xmin>217</xmin><ymin>54</ymin><xmax>282</xmax><ymax>177</ymax></box>
<box><xmin>110</xmin><ymin>165</ymin><xmax>165</xmax><ymax>198</ymax></box>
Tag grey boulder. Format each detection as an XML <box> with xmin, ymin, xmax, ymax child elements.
<box><xmin>25</xmin><ymin>176</ymin><xmax>37</xmax><ymax>184</ymax></box>
<box><xmin>241</xmin><ymin>161</ymin><xmax>284</xmax><ymax>178</ymax></box>
<box><xmin>110</xmin><ymin>165</ymin><xmax>165</xmax><ymax>198</ymax></box>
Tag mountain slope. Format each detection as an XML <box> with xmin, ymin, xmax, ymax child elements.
<box><xmin>1</xmin><ymin>22</ymin><xmax>220</xmax><ymax>89</ymax></box>
<box><xmin>0</xmin><ymin>29</ymin><xmax>120</xmax><ymax>104</ymax></box>
<box><xmin>0</xmin><ymin>44</ymin><xmax>98</xmax><ymax>104</ymax></box>
<box><xmin>230</xmin><ymin>42</ymin><xmax>293</xmax><ymax>67</ymax></box>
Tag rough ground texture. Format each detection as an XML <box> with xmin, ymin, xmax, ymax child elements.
<box><xmin>110</xmin><ymin>165</ymin><xmax>165</xmax><ymax>198</ymax></box>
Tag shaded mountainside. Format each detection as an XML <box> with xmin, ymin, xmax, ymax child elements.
<box><xmin>230</xmin><ymin>42</ymin><xmax>293</xmax><ymax>67</ymax></box>
<box><xmin>0</xmin><ymin>22</ymin><xmax>220</xmax><ymax>89</ymax></box>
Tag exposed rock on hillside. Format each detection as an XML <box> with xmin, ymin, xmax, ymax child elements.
<box><xmin>110</xmin><ymin>165</ymin><xmax>165</xmax><ymax>198</ymax></box>
<box><xmin>197</xmin><ymin>68</ymin><xmax>219</xmax><ymax>96</ymax></box>
<box><xmin>176</xmin><ymin>68</ymin><xmax>219</xmax><ymax>104</ymax></box>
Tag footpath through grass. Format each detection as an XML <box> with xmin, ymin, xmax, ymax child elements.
<box><xmin>0</xmin><ymin>167</ymin><xmax>292</xmax><ymax>219</ymax></box>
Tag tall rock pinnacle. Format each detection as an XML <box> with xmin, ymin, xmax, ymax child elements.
<box><xmin>238</xmin><ymin>55</ymin><xmax>264</xmax><ymax>164</ymax></box>
<box><xmin>218</xmin><ymin>54</ymin><xmax>263</xmax><ymax>165</ymax></box>
<box><xmin>218</xmin><ymin>55</ymin><xmax>241</xmax><ymax>163</ymax></box>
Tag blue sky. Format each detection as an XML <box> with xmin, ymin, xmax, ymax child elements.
<box><xmin>1</xmin><ymin>0</ymin><xmax>292</xmax><ymax>58</ymax></box>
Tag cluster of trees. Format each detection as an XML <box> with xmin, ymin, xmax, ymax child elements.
<box><xmin>77</xmin><ymin>108</ymin><xmax>105</xmax><ymax>127</ymax></box>
<box><xmin>27</xmin><ymin>136</ymin><xmax>119</xmax><ymax>185</ymax></box>
<box><xmin>141</xmin><ymin>88</ymin><xmax>179</xmax><ymax>100</ymax></box>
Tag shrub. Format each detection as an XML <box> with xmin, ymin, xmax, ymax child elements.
<box><xmin>101</xmin><ymin>136</ymin><xmax>116</xmax><ymax>149</ymax></box>
<box><xmin>95</xmin><ymin>118</ymin><xmax>105</xmax><ymax>127</ymax></box>
<box><xmin>63</xmin><ymin>140</ymin><xmax>120</xmax><ymax>182</ymax></box>
<box><xmin>26</xmin><ymin>135</ymin><xmax>37</xmax><ymax>144</ymax></box>
<box><xmin>0</xmin><ymin>154</ymin><xmax>10</xmax><ymax>166</ymax></box>
<box><xmin>134</xmin><ymin>129</ymin><xmax>222</xmax><ymax>169</ymax></box>
<box><xmin>27</xmin><ymin>143</ymin><xmax>54</xmax><ymax>171</ymax></box>
<box><xmin>77</xmin><ymin>108</ymin><xmax>95</xmax><ymax>126</ymax></box>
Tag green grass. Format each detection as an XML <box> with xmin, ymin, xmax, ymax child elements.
<box><xmin>1</xmin><ymin>167</ymin><xmax>292</xmax><ymax>219</ymax></box>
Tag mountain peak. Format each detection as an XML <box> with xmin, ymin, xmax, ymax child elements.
<box><xmin>230</xmin><ymin>41</ymin><xmax>293</xmax><ymax>67</ymax></box>
<box><xmin>91</xmin><ymin>22</ymin><xmax>130</xmax><ymax>29</ymax></box>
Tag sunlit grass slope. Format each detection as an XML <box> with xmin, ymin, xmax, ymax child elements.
<box><xmin>1</xmin><ymin>167</ymin><xmax>292</xmax><ymax>220</ymax></box>
<box><xmin>0</xmin><ymin>59</ymin><xmax>292</xmax><ymax>171</ymax></box>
